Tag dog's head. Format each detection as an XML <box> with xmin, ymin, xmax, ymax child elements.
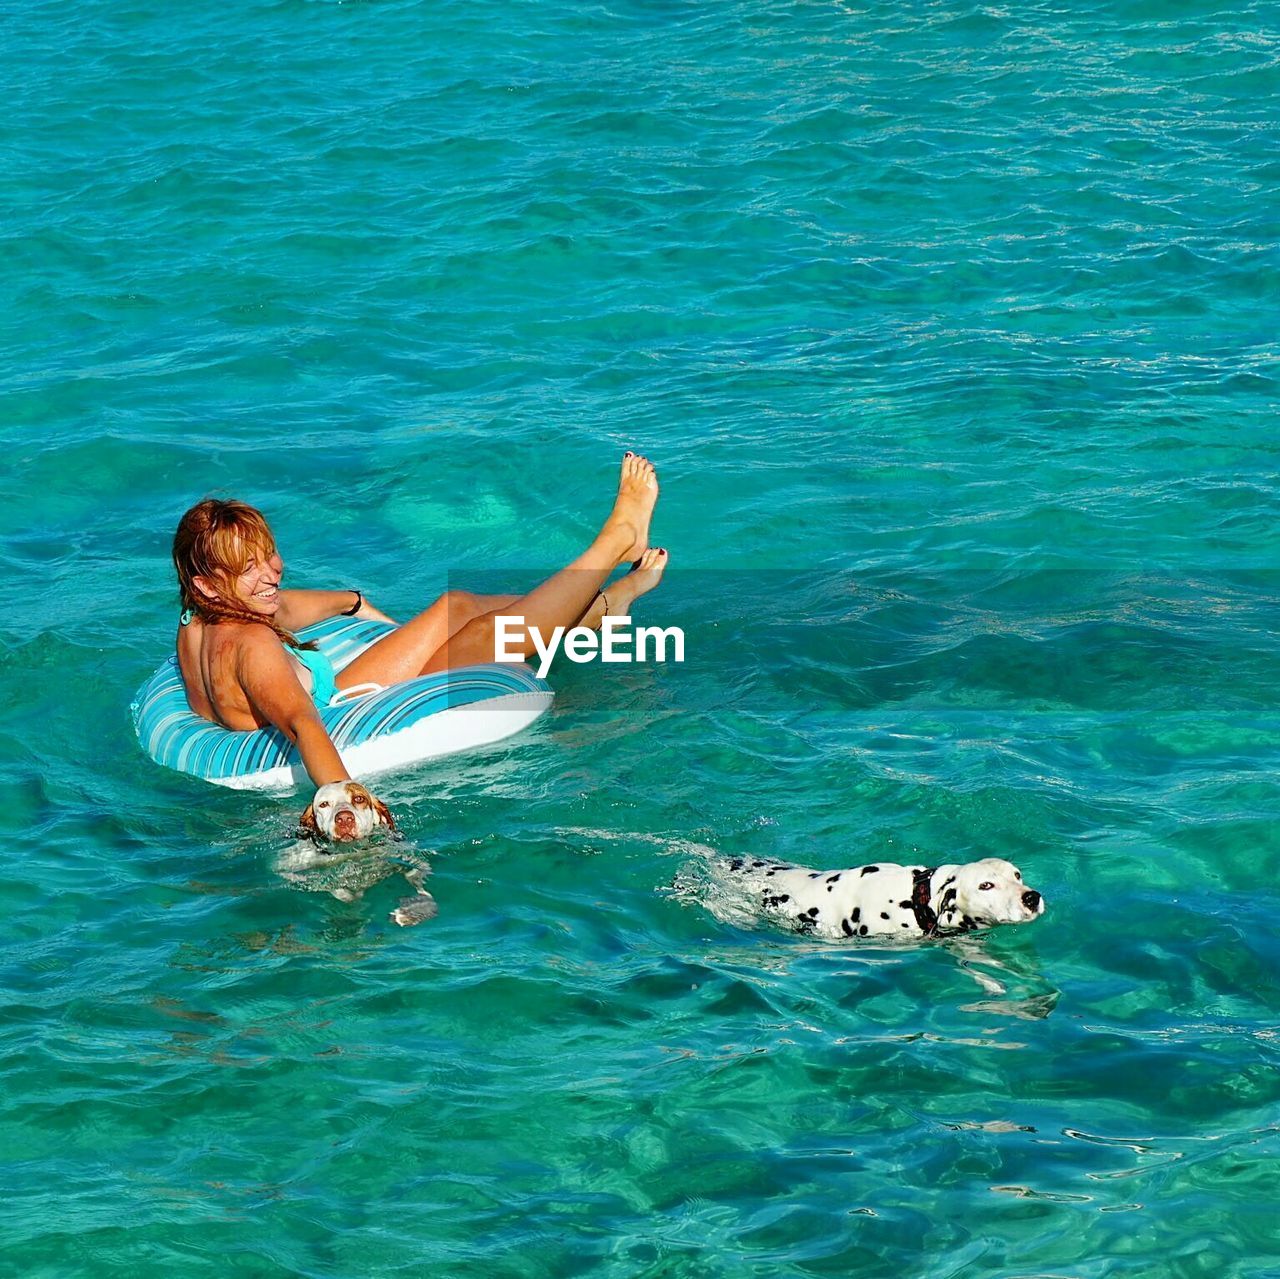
<box><xmin>948</xmin><ymin>858</ymin><xmax>1044</xmax><ymax>927</ymax></box>
<box><xmin>299</xmin><ymin>781</ymin><xmax>396</xmax><ymax>845</ymax></box>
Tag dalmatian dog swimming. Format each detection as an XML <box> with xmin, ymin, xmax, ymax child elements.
<box><xmin>279</xmin><ymin>781</ymin><xmax>438</xmax><ymax>927</ymax></box>
<box><xmin>719</xmin><ymin>854</ymin><xmax>1044</xmax><ymax>940</ymax></box>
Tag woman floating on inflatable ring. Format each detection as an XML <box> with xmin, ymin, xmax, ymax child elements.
<box><xmin>172</xmin><ymin>453</ymin><xmax>667</xmax><ymax>824</ymax></box>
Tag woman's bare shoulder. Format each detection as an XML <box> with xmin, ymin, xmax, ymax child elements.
<box><xmin>190</xmin><ymin>617</ymin><xmax>278</xmax><ymax>653</ymax></box>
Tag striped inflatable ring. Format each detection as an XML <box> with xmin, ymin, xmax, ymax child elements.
<box><xmin>131</xmin><ymin>616</ymin><xmax>553</xmax><ymax>791</ymax></box>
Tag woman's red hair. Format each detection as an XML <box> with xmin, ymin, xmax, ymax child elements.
<box><xmin>172</xmin><ymin>499</ymin><xmax>306</xmax><ymax>648</ymax></box>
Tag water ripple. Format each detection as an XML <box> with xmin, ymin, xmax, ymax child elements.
<box><xmin>2</xmin><ymin>0</ymin><xmax>1278</xmax><ymax>1272</ymax></box>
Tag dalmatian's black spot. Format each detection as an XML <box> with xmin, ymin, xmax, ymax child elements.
<box><xmin>827</xmin><ymin>874</ymin><xmax>841</xmax><ymax>883</ymax></box>
<box><xmin>859</xmin><ymin>925</ymin><xmax>869</xmax><ymax>936</ymax></box>
<box><xmin>901</xmin><ymin>922</ymin><xmax>911</xmax><ymax>929</ymax></box>
<box><xmin>805</xmin><ymin>906</ymin><xmax>820</xmax><ymax>918</ymax></box>
<box><xmin>730</xmin><ymin>858</ymin><xmax>744</xmax><ymax>871</ymax></box>
<box><xmin>809</xmin><ymin>872</ymin><xmax>822</xmax><ymax>879</ymax></box>
<box><xmin>961</xmin><ymin>915</ymin><xmax>977</xmax><ymax>930</ymax></box>
<box><xmin>752</xmin><ymin>861</ymin><xmax>764</xmax><ymax>868</ymax></box>
<box><xmin>880</xmin><ymin>912</ymin><xmax>890</xmax><ymax>920</ymax></box>
<box><xmin>940</xmin><ymin>875</ymin><xmax>956</xmax><ymax>890</ymax></box>
<box><xmin>841</xmin><ymin>919</ymin><xmax>854</xmax><ymax>937</ymax></box>
<box><xmin>851</xmin><ymin>907</ymin><xmax>861</xmax><ymax>923</ymax></box>
<box><xmin>861</xmin><ymin>865</ymin><xmax>880</xmax><ymax>875</ymax></box>
<box><xmin>899</xmin><ymin>900</ymin><xmax>912</xmax><ymax>910</ymax></box>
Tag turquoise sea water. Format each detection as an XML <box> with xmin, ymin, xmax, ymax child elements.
<box><xmin>3</xmin><ymin>0</ymin><xmax>1279</xmax><ymax>1273</ymax></box>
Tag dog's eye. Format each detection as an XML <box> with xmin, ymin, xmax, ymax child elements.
<box><xmin>1015</xmin><ymin>871</ymin><xmax>1021</xmax><ymax>881</ymax></box>
<box><xmin>979</xmin><ymin>881</ymin><xmax>995</xmax><ymax>891</ymax></box>
<box><xmin>353</xmin><ymin>795</ymin><xmax>368</xmax><ymax>806</ymax></box>
<box><xmin>318</xmin><ymin>801</ymin><xmax>331</xmax><ymax>808</ymax></box>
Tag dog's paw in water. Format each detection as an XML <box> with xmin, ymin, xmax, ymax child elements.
<box><xmin>390</xmin><ymin>893</ymin><xmax>439</xmax><ymax>927</ymax></box>
<box><xmin>387</xmin><ymin>863</ymin><xmax>436</xmax><ymax>927</ymax></box>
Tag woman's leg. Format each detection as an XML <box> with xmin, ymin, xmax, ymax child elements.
<box><xmin>420</xmin><ymin>455</ymin><xmax>660</xmax><ymax>673</ymax></box>
<box><xmin>572</xmin><ymin>546</ymin><xmax>669</xmax><ymax>630</ymax></box>
<box><xmin>336</xmin><ymin>454</ymin><xmax>659</xmax><ymax>685</ymax></box>
<box><xmin>335</xmin><ymin>589</ymin><xmax>520</xmax><ymax>689</ymax></box>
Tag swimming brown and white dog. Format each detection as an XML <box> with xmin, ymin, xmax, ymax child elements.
<box><xmin>720</xmin><ymin>854</ymin><xmax>1044</xmax><ymax>940</ymax></box>
<box><xmin>299</xmin><ymin>780</ymin><xmax>395</xmax><ymax>845</ymax></box>
<box><xmin>285</xmin><ymin>781</ymin><xmax>437</xmax><ymax>927</ymax></box>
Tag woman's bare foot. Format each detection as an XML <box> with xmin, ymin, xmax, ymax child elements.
<box><xmin>605</xmin><ymin>547</ymin><xmax>669</xmax><ymax>615</ymax></box>
<box><xmin>602</xmin><ymin>452</ymin><xmax>659</xmax><ymax>564</ymax></box>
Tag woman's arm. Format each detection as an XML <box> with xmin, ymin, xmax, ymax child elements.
<box><xmin>235</xmin><ymin>628</ymin><xmax>350</xmax><ymax>786</ymax></box>
<box><xmin>277</xmin><ymin>589</ymin><xmax>398</xmax><ymax>630</ymax></box>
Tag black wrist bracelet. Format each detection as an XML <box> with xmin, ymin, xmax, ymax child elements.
<box><xmin>341</xmin><ymin>590</ymin><xmax>362</xmax><ymax>617</ymax></box>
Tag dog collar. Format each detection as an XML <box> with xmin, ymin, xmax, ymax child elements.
<box><xmin>911</xmin><ymin>867</ymin><xmax>940</xmax><ymax>936</ymax></box>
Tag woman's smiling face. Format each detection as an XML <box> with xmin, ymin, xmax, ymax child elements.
<box><xmin>226</xmin><ymin>544</ymin><xmax>285</xmax><ymax>615</ymax></box>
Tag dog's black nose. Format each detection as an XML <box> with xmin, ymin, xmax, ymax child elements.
<box><xmin>1022</xmin><ymin>890</ymin><xmax>1042</xmax><ymax>911</ymax></box>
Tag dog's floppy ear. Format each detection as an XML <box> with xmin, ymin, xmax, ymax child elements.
<box><xmin>373</xmin><ymin>797</ymin><xmax>397</xmax><ymax>834</ymax></box>
<box><xmin>298</xmin><ymin>803</ymin><xmax>319</xmax><ymax>838</ymax></box>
